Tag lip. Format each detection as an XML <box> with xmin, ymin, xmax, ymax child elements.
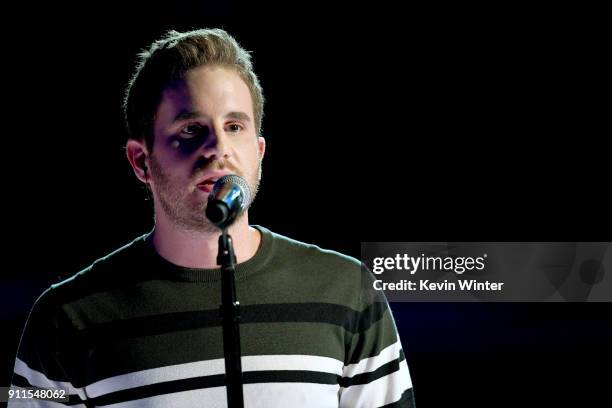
<box><xmin>197</xmin><ymin>183</ymin><xmax>214</xmax><ymax>193</ymax></box>
<box><xmin>195</xmin><ymin>171</ymin><xmax>233</xmax><ymax>192</ymax></box>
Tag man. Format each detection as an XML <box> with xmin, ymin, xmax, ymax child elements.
<box><xmin>9</xmin><ymin>29</ymin><xmax>414</xmax><ymax>407</ymax></box>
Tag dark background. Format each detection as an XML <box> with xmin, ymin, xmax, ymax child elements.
<box><xmin>1</xmin><ymin>2</ymin><xmax>609</xmax><ymax>407</ymax></box>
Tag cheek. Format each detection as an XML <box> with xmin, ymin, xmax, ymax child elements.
<box><xmin>151</xmin><ymin>153</ymin><xmax>196</xmax><ymax>180</ymax></box>
<box><xmin>240</xmin><ymin>148</ymin><xmax>260</xmax><ymax>171</ymax></box>
<box><xmin>243</xmin><ymin>140</ymin><xmax>262</xmax><ymax>160</ymax></box>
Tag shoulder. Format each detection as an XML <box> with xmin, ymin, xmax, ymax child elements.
<box><xmin>261</xmin><ymin>225</ymin><xmax>363</xmax><ymax>272</ymax></box>
<box><xmin>257</xmin><ymin>226</ymin><xmax>375</xmax><ymax>308</ymax></box>
<box><xmin>36</xmin><ymin>233</ymin><xmax>152</xmax><ymax>310</ymax></box>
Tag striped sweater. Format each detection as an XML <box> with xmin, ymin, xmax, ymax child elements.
<box><xmin>10</xmin><ymin>226</ymin><xmax>414</xmax><ymax>407</ymax></box>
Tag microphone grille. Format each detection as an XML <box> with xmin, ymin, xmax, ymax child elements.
<box><xmin>217</xmin><ymin>174</ymin><xmax>252</xmax><ymax>206</ymax></box>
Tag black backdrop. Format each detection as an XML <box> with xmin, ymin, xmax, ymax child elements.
<box><xmin>2</xmin><ymin>2</ymin><xmax>610</xmax><ymax>407</ymax></box>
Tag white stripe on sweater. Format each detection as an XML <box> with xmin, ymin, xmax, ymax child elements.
<box><xmin>86</xmin><ymin>354</ymin><xmax>344</xmax><ymax>398</ymax></box>
<box><xmin>100</xmin><ymin>383</ymin><xmax>340</xmax><ymax>408</ymax></box>
<box><xmin>343</xmin><ymin>340</ymin><xmax>403</xmax><ymax>378</ymax></box>
<box><xmin>339</xmin><ymin>359</ymin><xmax>412</xmax><ymax>408</ymax></box>
<box><xmin>14</xmin><ymin>358</ymin><xmax>88</xmax><ymax>401</ymax></box>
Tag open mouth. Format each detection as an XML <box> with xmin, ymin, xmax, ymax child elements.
<box><xmin>196</xmin><ymin>179</ymin><xmax>217</xmax><ymax>193</ymax></box>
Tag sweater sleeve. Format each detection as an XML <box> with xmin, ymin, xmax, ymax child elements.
<box><xmin>8</xmin><ymin>289</ymin><xmax>88</xmax><ymax>407</ymax></box>
<box><xmin>339</xmin><ymin>266</ymin><xmax>415</xmax><ymax>407</ymax></box>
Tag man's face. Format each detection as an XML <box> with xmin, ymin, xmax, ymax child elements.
<box><xmin>147</xmin><ymin>66</ymin><xmax>264</xmax><ymax>232</ymax></box>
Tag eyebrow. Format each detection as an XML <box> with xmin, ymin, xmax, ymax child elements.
<box><xmin>226</xmin><ymin>111</ymin><xmax>252</xmax><ymax>122</ymax></box>
<box><xmin>173</xmin><ymin>110</ymin><xmax>252</xmax><ymax>123</ymax></box>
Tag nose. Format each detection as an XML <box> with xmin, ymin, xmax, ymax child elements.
<box><xmin>202</xmin><ymin>123</ymin><xmax>230</xmax><ymax>161</ymax></box>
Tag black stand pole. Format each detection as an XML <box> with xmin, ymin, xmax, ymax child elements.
<box><xmin>218</xmin><ymin>229</ymin><xmax>244</xmax><ymax>408</ymax></box>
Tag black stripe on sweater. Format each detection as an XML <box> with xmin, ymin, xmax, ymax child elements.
<box><xmin>69</xmin><ymin>302</ymin><xmax>387</xmax><ymax>346</ymax></box>
<box><xmin>339</xmin><ymin>350</ymin><xmax>406</xmax><ymax>388</ymax></box>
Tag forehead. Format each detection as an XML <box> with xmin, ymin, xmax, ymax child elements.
<box><xmin>159</xmin><ymin>66</ymin><xmax>254</xmax><ymax>116</ymax></box>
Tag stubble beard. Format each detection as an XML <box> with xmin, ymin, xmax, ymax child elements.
<box><xmin>148</xmin><ymin>154</ymin><xmax>261</xmax><ymax>233</ymax></box>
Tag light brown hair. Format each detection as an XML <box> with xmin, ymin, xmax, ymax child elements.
<box><xmin>124</xmin><ymin>28</ymin><xmax>264</xmax><ymax>150</ymax></box>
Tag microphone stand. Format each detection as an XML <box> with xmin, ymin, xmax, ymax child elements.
<box><xmin>217</xmin><ymin>228</ymin><xmax>244</xmax><ymax>408</ymax></box>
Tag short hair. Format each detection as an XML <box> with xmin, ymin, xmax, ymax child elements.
<box><xmin>123</xmin><ymin>28</ymin><xmax>264</xmax><ymax>150</ymax></box>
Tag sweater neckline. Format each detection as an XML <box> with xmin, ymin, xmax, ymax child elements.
<box><xmin>141</xmin><ymin>225</ymin><xmax>273</xmax><ymax>283</ymax></box>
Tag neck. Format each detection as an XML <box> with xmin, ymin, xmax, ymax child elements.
<box><xmin>151</xmin><ymin>212</ymin><xmax>261</xmax><ymax>269</ymax></box>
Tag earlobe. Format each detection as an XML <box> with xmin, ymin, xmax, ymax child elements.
<box><xmin>126</xmin><ymin>139</ymin><xmax>149</xmax><ymax>184</ymax></box>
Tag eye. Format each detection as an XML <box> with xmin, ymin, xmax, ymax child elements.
<box><xmin>227</xmin><ymin>123</ymin><xmax>243</xmax><ymax>133</ymax></box>
<box><xmin>181</xmin><ymin>124</ymin><xmax>207</xmax><ymax>138</ymax></box>
<box><xmin>170</xmin><ymin>124</ymin><xmax>208</xmax><ymax>150</ymax></box>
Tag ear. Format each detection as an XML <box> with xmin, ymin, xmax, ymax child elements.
<box><xmin>126</xmin><ymin>139</ymin><xmax>150</xmax><ymax>184</ymax></box>
<box><xmin>257</xmin><ymin>136</ymin><xmax>266</xmax><ymax>160</ymax></box>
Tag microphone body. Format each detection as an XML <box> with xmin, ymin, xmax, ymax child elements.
<box><xmin>206</xmin><ymin>175</ymin><xmax>251</xmax><ymax>229</ymax></box>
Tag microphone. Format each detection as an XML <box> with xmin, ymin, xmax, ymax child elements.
<box><xmin>205</xmin><ymin>175</ymin><xmax>252</xmax><ymax>229</ymax></box>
